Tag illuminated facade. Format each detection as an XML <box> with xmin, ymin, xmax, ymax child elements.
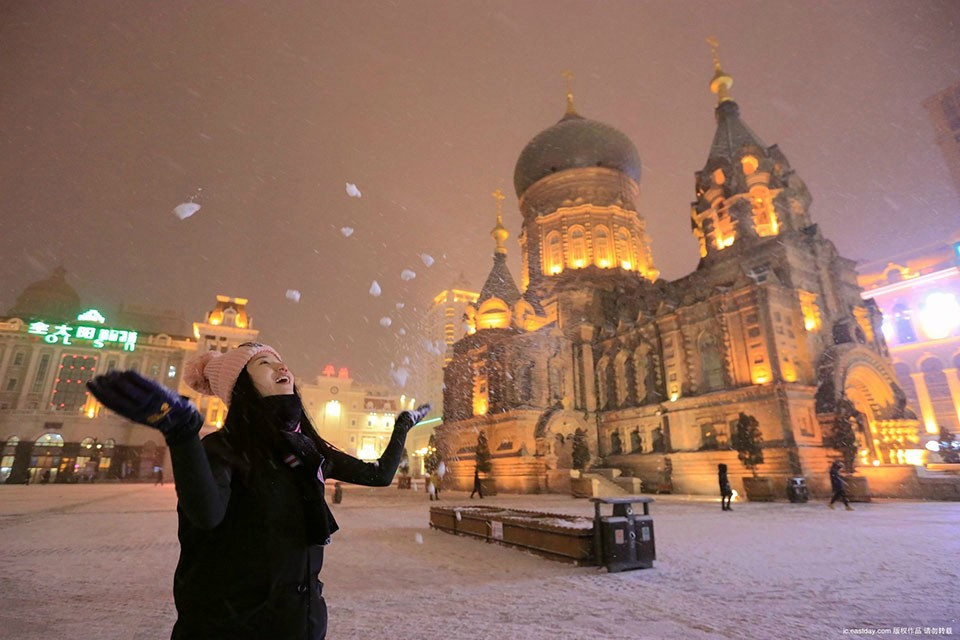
<box><xmin>440</xmin><ymin>60</ymin><xmax>923</xmax><ymax>498</ymax></box>
<box><xmin>299</xmin><ymin>366</ymin><xmax>415</xmax><ymax>462</ymax></box>
<box><xmin>0</xmin><ymin>268</ymin><xmax>200</xmax><ymax>484</ymax></box>
<box><xmin>859</xmin><ymin>235</ymin><xmax>960</xmax><ymax>445</ymax></box>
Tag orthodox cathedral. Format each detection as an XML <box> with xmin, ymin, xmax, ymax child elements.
<box><xmin>438</xmin><ymin>58</ymin><xmax>923</xmax><ymax>497</ymax></box>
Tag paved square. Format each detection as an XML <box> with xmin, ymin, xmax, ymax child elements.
<box><xmin>0</xmin><ymin>485</ymin><xmax>956</xmax><ymax>639</ymax></box>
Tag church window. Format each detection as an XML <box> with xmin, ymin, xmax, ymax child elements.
<box><xmin>698</xmin><ymin>333</ymin><xmax>724</xmax><ymax>391</ymax></box>
<box><xmin>712</xmin><ymin>168</ymin><xmax>725</xmax><ymax>185</ymax></box>
<box><xmin>615</xmin><ymin>228</ymin><xmax>636</xmax><ymax>270</ymax></box>
<box><xmin>630</xmin><ymin>429</ymin><xmax>643</xmax><ymax>453</ymax></box>
<box><xmin>798</xmin><ymin>291</ymin><xmax>821</xmax><ymax>332</ymax></box>
<box><xmin>568</xmin><ymin>226</ymin><xmax>587</xmax><ymax>267</ymax></box>
<box><xmin>712</xmin><ymin>200</ymin><xmax>736</xmax><ymax>248</ymax></box>
<box><xmin>610</xmin><ymin>431</ymin><xmax>623</xmax><ymax>455</ymax></box>
<box><xmin>593</xmin><ymin>225</ymin><xmax>612</xmax><ymax>267</ymax></box>
<box><xmin>545</xmin><ymin>231</ymin><xmax>563</xmax><ymax>274</ymax></box>
<box><xmin>634</xmin><ymin>347</ymin><xmax>649</xmax><ymax>402</ymax></box>
<box><xmin>750</xmin><ymin>186</ymin><xmax>779</xmax><ymax>236</ymax></box>
<box><xmin>741</xmin><ymin>155</ymin><xmax>759</xmax><ymax>175</ymax></box>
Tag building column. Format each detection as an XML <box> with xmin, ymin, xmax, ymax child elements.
<box><xmin>942</xmin><ymin>368</ymin><xmax>960</xmax><ymax>429</ymax></box>
<box><xmin>910</xmin><ymin>372</ymin><xmax>939</xmax><ymax>434</ymax></box>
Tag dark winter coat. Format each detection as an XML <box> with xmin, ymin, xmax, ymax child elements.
<box><xmin>718</xmin><ymin>467</ymin><xmax>732</xmax><ymax>496</ymax></box>
<box><xmin>829</xmin><ymin>463</ymin><xmax>845</xmax><ymax>492</ymax></box>
<box><xmin>167</xmin><ymin>416</ymin><xmax>413</xmax><ymax>640</ymax></box>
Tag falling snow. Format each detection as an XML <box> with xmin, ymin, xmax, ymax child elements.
<box><xmin>379</xmin><ymin>316</ymin><xmax>392</xmax><ymax>327</ymax></box>
<box><xmin>369</xmin><ymin>281</ymin><xmax>382</xmax><ymax>297</ymax></box>
<box><xmin>340</xmin><ymin>227</ymin><xmax>354</xmax><ymax>237</ymax></box>
<box><xmin>285</xmin><ymin>289</ymin><xmax>301</xmax><ymax>303</ymax></box>
<box><xmin>420</xmin><ymin>254</ymin><xmax>435</xmax><ymax>267</ymax></box>
<box><xmin>400</xmin><ymin>269</ymin><xmax>416</xmax><ymax>281</ymax></box>
<box><xmin>345</xmin><ymin>182</ymin><xmax>361</xmax><ymax>198</ymax></box>
<box><xmin>173</xmin><ymin>203</ymin><xmax>201</xmax><ymax>220</ymax></box>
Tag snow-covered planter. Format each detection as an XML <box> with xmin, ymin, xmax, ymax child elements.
<box><xmin>842</xmin><ymin>474</ymin><xmax>871</xmax><ymax>502</ymax></box>
<box><xmin>429</xmin><ymin>505</ymin><xmax>594</xmax><ymax>562</ymax></box>
<box><xmin>742</xmin><ymin>476</ymin><xmax>775</xmax><ymax>502</ymax></box>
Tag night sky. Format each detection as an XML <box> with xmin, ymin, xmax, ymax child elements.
<box><xmin>1</xmin><ymin>1</ymin><xmax>958</xmax><ymax>386</ymax></box>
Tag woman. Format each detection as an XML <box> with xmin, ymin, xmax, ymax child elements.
<box><xmin>87</xmin><ymin>342</ymin><xmax>429</xmax><ymax>639</ymax></box>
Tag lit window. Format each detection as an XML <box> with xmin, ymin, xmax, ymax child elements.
<box><xmin>741</xmin><ymin>155</ymin><xmax>758</xmax><ymax>175</ymax></box>
<box><xmin>615</xmin><ymin>228</ymin><xmax>637</xmax><ymax>269</ymax></box>
<box><xmin>569</xmin><ymin>226</ymin><xmax>587</xmax><ymax>267</ymax></box>
<box><xmin>919</xmin><ymin>292</ymin><xmax>960</xmax><ymax>340</ymax></box>
<box><xmin>593</xmin><ymin>225</ymin><xmax>612</xmax><ymax>267</ymax></box>
<box><xmin>713</xmin><ymin>168</ymin><xmax>725</xmax><ymax>185</ymax></box>
<box><xmin>545</xmin><ymin>231</ymin><xmax>563</xmax><ymax>274</ymax></box>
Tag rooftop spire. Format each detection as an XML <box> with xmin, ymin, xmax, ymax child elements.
<box><xmin>490</xmin><ymin>189</ymin><xmax>509</xmax><ymax>255</ymax></box>
<box><xmin>706</xmin><ymin>36</ymin><xmax>734</xmax><ymax>104</ymax></box>
<box><xmin>561</xmin><ymin>69</ymin><xmax>579</xmax><ymax>117</ymax></box>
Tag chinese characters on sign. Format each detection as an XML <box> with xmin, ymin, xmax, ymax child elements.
<box><xmin>27</xmin><ymin>321</ymin><xmax>138</xmax><ymax>351</ymax></box>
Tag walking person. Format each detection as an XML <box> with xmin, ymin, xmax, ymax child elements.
<box><xmin>828</xmin><ymin>460</ymin><xmax>853</xmax><ymax>510</ymax></box>
<box><xmin>718</xmin><ymin>463</ymin><xmax>732</xmax><ymax>511</ymax></box>
<box><xmin>155</xmin><ymin>467</ymin><xmax>164</xmax><ymax>486</ymax></box>
<box><xmin>87</xmin><ymin>342</ymin><xmax>429</xmax><ymax>639</ymax></box>
<box><xmin>470</xmin><ymin>465</ymin><xmax>484</xmax><ymax>499</ymax></box>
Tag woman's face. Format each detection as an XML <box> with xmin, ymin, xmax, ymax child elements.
<box><xmin>245</xmin><ymin>352</ymin><xmax>295</xmax><ymax>397</ymax></box>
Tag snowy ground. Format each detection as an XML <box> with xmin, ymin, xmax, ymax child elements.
<box><xmin>0</xmin><ymin>485</ymin><xmax>957</xmax><ymax>640</ymax></box>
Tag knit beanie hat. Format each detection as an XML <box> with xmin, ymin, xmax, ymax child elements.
<box><xmin>183</xmin><ymin>342</ymin><xmax>282</xmax><ymax>406</ymax></box>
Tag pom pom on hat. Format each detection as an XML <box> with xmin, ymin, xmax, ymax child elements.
<box><xmin>183</xmin><ymin>342</ymin><xmax>282</xmax><ymax>406</ymax></box>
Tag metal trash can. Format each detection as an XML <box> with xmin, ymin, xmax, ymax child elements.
<box><xmin>786</xmin><ymin>477</ymin><xmax>809</xmax><ymax>503</ymax></box>
<box><xmin>590</xmin><ymin>496</ymin><xmax>655</xmax><ymax>572</ymax></box>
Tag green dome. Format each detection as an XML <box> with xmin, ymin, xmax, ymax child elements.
<box><xmin>513</xmin><ymin>112</ymin><xmax>641</xmax><ymax>197</ymax></box>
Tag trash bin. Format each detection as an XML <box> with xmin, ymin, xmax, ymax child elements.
<box><xmin>590</xmin><ymin>496</ymin><xmax>656</xmax><ymax>572</ymax></box>
<box><xmin>786</xmin><ymin>477</ymin><xmax>809</xmax><ymax>503</ymax></box>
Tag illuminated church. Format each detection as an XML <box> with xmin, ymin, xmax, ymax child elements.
<box><xmin>439</xmin><ymin>58</ymin><xmax>925</xmax><ymax>497</ymax></box>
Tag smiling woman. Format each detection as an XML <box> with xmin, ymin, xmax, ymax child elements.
<box><xmin>86</xmin><ymin>341</ymin><xmax>430</xmax><ymax>640</ymax></box>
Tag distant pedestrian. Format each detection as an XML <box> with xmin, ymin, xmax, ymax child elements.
<box><xmin>333</xmin><ymin>482</ymin><xmax>343</xmax><ymax>504</ymax></box>
<box><xmin>40</xmin><ymin>469</ymin><xmax>51</xmax><ymax>484</ymax></box>
<box><xmin>718</xmin><ymin>463</ymin><xmax>732</xmax><ymax>511</ymax></box>
<box><xmin>828</xmin><ymin>460</ymin><xmax>853</xmax><ymax>510</ymax></box>
<box><xmin>155</xmin><ymin>468</ymin><xmax>164</xmax><ymax>486</ymax></box>
<box><xmin>470</xmin><ymin>466</ymin><xmax>484</xmax><ymax>499</ymax></box>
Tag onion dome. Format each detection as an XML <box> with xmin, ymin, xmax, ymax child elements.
<box><xmin>7</xmin><ymin>267</ymin><xmax>81</xmax><ymax>321</ymax></box>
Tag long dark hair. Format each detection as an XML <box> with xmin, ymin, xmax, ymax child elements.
<box><xmin>221</xmin><ymin>369</ymin><xmax>327</xmax><ymax>477</ymax></box>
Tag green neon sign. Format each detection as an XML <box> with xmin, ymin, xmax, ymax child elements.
<box><xmin>27</xmin><ymin>321</ymin><xmax>138</xmax><ymax>351</ymax></box>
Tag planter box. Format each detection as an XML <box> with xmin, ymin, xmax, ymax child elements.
<box><xmin>479</xmin><ymin>477</ymin><xmax>497</xmax><ymax>496</ymax></box>
<box><xmin>842</xmin><ymin>475</ymin><xmax>871</xmax><ymax>503</ymax></box>
<box><xmin>742</xmin><ymin>476</ymin><xmax>775</xmax><ymax>502</ymax></box>
<box><xmin>429</xmin><ymin>505</ymin><xmax>594</xmax><ymax>562</ymax></box>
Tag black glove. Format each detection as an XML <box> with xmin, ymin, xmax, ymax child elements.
<box><xmin>87</xmin><ymin>371</ymin><xmax>203</xmax><ymax>446</ymax></box>
<box><xmin>396</xmin><ymin>403</ymin><xmax>431</xmax><ymax>431</ymax></box>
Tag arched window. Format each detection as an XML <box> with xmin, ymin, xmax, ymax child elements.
<box><xmin>892</xmin><ymin>303</ymin><xmax>916</xmax><ymax>344</ymax></box>
<box><xmin>1</xmin><ymin>436</ymin><xmax>20</xmax><ymax>483</ymax></box>
<box><xmin>568</xmin><ymin>226</ymin><xmax>587</xmax><ymax>268</ymax></box>
<box><xmin>921</xmin><ymin>358</ymin><xmax>958</xmax><ymax>431</ymax></box>
<box><xmin>634</xmin><ymin>346</ymin><xmax>652</xmax><ymax>403</ymax></box>
<box><xmin>615</xmin><ymin>228</ymin><xmax>637</xmax><ymax>269</ymax></box>
<box><xmin>597</xmin><ymin>357</ymin><xmax>610</xmax><ymax>410</ymax></box>
<box><xmin>698</xmin><ymin>333</ymin><xmax>724</xmax><ymax>391</ymax></box>
<box><xmin>31</xmin><ymin>433</ymin><xmax>64</xmax><ymax>483</ymax></box>
<box><xmin>593</xmin><ymin>225</ymin><xmax>612</xmax><ymax>267</ymax></box>
<box><xmin>749</xmin><ymin>186</ymin><xmax>779</xmax><ymax>236</ymax></box>
<box><xmin>630</xmin><ymin>429</ymin><xmax>643</xmax><ymax>453</ymax></box>
<box><xmin>545</xmin><ymin>231</ymin><xmax>563</xmax><ymax>275</ymax></box>
<box><xmin>614</xmin><ymin>351</ymin><xmax>630</xmax><ymax>408</ymax></box>
<box><xmin>610</xmin><ymin>431</ymin><xmax>623</xmax><ymax>455</ymax></box>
